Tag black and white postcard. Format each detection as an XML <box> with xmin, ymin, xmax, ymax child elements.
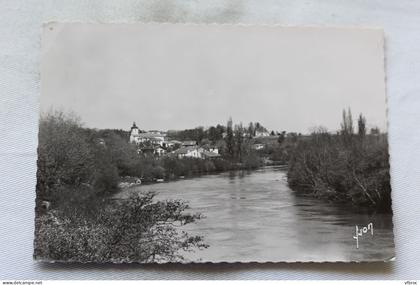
<box><xmin>35</xmin><ymin>23</ymin><xmax>394</xmax><ymax>263</ymax></box>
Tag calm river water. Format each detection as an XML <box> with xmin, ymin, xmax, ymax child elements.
<box><xmin>117</xmin><ymin>166</ymin><xmax>395</xmax><ymax>262</ymax></box>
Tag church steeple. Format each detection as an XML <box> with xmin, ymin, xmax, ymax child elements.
<box><xmin>130</xmin><ymin>122</ymin><xmax>140</xmax><ymax>143</ymax></box>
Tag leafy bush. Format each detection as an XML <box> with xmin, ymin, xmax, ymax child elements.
<box><xmin>38</xmin><ymin>111</ymin><xmax>94</xmax><ymax>192</ymax></box>
<box><xmin>37</xmin><ymin>111</ymin><xmax>121</xmax><ymax>209</ymax></box>
<box><xmin>35</xmin><ymin>192</ymin><xmax>208</xmax><ymax>263</ymax></box>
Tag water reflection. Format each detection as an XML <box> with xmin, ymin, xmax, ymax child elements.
<box><xmin>118</xmin><ymin>166</ymin><xmax>394</xmax><ymax>262</ymax></box>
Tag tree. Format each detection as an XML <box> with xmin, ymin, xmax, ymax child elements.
<box><xmin>358</xmin><ymin>113</ymin><xmax>366</xmax><ymax>138</ymax></box>
<box><xmin>194</xmin><ymin>127</ymin><xmax>205</xmax><ymax>142</ymax></box>
<box><xmin>277</xmin><ymin>131</ymin><xmax>286</xmax><ymax>145</ymax></box>
<box><xmin>340</xmin><ymin>108</ymin><xmax>354</xmax><ymax>145</ymax></box>
<box><xmin>104</xmin><ymin>192</ymin><xmax>208</xmax><ymax>262</ymax></box>
<box><xmin>200</xmin><ymin>138</ymin><xmax>212</xmax><ymax>149</ymax></box>
<box><xmin>287</xmin><ymin>132</ymin><xmax>298</xmax><ymax>143</ymax></box>
<box><xmin>37</xmin><ymin>111</ymin><xmax>123</xmax><ymax>209</ymax></box>
<box><xmin>215</xmin><ymin>124</ymin><xmax>226</xmax><ymax>136</ymax></box>
<box><xmin>37</xmin><ymin>111</ymin><xmax>95</xmax><ymax>203</ymax></box>
<box><xmin>207</xmin><ymin>126</ymin><xmax>218</xmax><ymax>142</ymax></box>
<box><xmin>225</xmin><ymin>117</ymin><xmax>235</xmax><ymax>159</ymax></box>
<box><xmin>341</xmin><ymin>108</ymin><xmax>354</xmax><ymax>135</ymax></box>
<box><xmin>206</xmin><ymin>124</ymin><xmax>225</xmax><ymax>142</ymax></box>
<box><xmin>234</xmin><ymin>123</ymin><xmax>244</xmax><ymax>161</ymax></box>
<box><xmin>101</xmin><ymin>132</ymin><xmax>140</xmax><ymax>176</ymax></box>
<box><xmin>247</xmin><ymin>122</ymin><xmax>255</xmax><ymax>138</ymax></box>
<box><xmin>370</xmin><ymin>127</ymin><xmax>380</xmax><ymax>135</ymax></box>
<box><xmin>254</xmin><ymin>122</ymin><xmax>267</xmax><ymax>133</ymax></box>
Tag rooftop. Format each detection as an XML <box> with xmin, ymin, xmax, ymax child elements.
<box><xmin>181</xmin><ymin>140</ymin><xmax>197</xmax><ymax>146</ymax></box>
<box><xmin>137</xmin><ymin>132</ymin><xmax>166</xmax><ymax>139</ymax></box>
<box><xmin>173</xmin><ymin>146</ymin><xmax>200</xmax><ymax>155</ymax></box>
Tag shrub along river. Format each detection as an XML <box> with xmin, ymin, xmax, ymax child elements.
<box><xmin>117</xmin><ymin>165</ymin><xmax>395</xmax><ymax>262</ymax></box>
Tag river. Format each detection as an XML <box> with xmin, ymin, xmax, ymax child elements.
<box><xmin>117</xmin><ymin>165</ymin><xmax>395</xmax><ymax>262</ymax></box>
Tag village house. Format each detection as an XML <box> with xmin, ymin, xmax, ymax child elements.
<box><xmin>202</xmin><ymin>149</ymin><xmax>221</xmax><ymax>159</ymax></box>
<box><xmin>164</xmin><ymin>140</ymin><xmax>182</xmax><ymax>148</ymax></box>
<box><xmin>173</xmin><ymin>146</ymin><xmax>203</xmax><ymax>159</ymax></box>
<box><xmin>139</xmin><ymin>145</ymin><xmax>167</xmax><ymax>156</ymax></box>
<box><xmin>154</xmin><ymin>146</ymin><xmax>166</xmax><ymax>156</ymax></box>
<box><xmin>173</xmin><ymin>146</ymin><xmax>221</xmax><ymax>159</ymax></box>
<box><xmin>181</xmin><ymin>140</ymin><xmax>197</xmax><ymax>147</ymax></box>
<box><xmin>137</xmin><ymin>132</ymin><xmax>166</xmax><ymax>146</ymax></box>
<box><xmin>255</xmin><ymin>130</ymin><xmax>270</xmax><ymax>137</ymax></box>
<box><xmin>209</xmin><ymin>147</ymin><xmax>219</xmax><ymax>154</ymax></box>
<box><xmin>252</xmin><ymin>143</ymin><xmax>265</xmax><ymax>150</ymax></box>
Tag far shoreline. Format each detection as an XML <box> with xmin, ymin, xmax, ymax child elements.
<box><xmin>116</xmin><ymin>161</ymin><xmax>288</xmax><ymax>190</ymax></box>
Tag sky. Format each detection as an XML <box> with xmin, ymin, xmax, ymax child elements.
<box><xmin>41</xmin><ymin>23</ymin><xmax>387</xmax><ymax>134</ymax></box>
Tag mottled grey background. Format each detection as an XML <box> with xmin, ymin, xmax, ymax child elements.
<box><xmin>1</xmin><ymin>0</ymin><xmax>420</xmax><ymax>280</ymax></box>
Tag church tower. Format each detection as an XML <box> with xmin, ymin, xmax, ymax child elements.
<box><xmin>129</xmin><ymin>122</ymin><xmax>140</xmax><ymax>143</ymax></box>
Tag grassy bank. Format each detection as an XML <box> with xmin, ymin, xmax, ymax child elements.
<box><xmin>136</xmin><ymin>154</ymin><xmax>262</xmax><ymax>183</ymax></box>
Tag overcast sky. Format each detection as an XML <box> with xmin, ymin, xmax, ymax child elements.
<box><xmin>41</xmin><ymin>23</ymin><xmax>387</xmax><ymax>134</ymax></box>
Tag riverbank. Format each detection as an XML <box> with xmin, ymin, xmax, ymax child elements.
<box><xmin>287</xmin><ymin>132</ymin><xmax>392</xmax><ymax>213</ymax></box>
<box><xmin>116</xmin><ymin>160</ymin><xmax>287</xmax><ymax>190</ymax></box>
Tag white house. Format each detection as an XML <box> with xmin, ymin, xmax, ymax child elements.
<box><xmin>173</xmin><ymin>146</ymin><xmax>221</xmax><ymax>159</ymax></box>
<box><xmin>202</xmin><ymin>150</ymin><xmax>221</xmax><ymax>159</ymax></box>
<box><xmin>138</xmin><ymin>133</ymin><xmax>165</xmax><ymax>146</ymax></box>
<box><xmin>164</xmin><ymin>140</ymin><xmax>182</xmax><ymax>148</ymax></box>
<box><xmin>252</xmin><ymin>143</ymin><xmax>265</xmax><ymax>150</ymax></box>
<box><xmin>255</xmin><ymin>130</ymin><xmax>270</xmax><ymax>137</ymax></box>
<box><xmin>181</xmin><ymin>140</ymin><xmax>197</xmax><ymax>147</ymax></box>
<box><xmin>209</xmin><ymin>147</ymin><xmax>219</xmax><ymax>154</ymax></box>
<box><xmin>154</xmin><ymin>146</ymin><xmax>166</xmax><ymax>156</ymax></box>
<box><xmin>173</xmin><ymin>146</ymin><xmax>204</xmax><ymax>159</ymax></box>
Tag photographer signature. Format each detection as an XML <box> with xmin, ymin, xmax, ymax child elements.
<box><xmin>353</xmin><ymin>222</ymin><xmax>373</xmax><ymax>249</ymax></box>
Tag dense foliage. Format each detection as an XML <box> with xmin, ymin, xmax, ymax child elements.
<box><xmin>35</xmin><ymin>192</ymin><xmax>207</xmax><ymax>262</ymax></box>
<box><xmin>36</xmin><ymin>111</ymin><xmax>120</xmax><ymax>208</ymax></box>
<box><xmin>35</xmin><ymin>111</ymin><xmax>208</xmax><ymax>262</ymax></box>
<box><xmin>287</xmin><ymin>111</ymin><xmax>392</xmax><ymax>212</ymax></box>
